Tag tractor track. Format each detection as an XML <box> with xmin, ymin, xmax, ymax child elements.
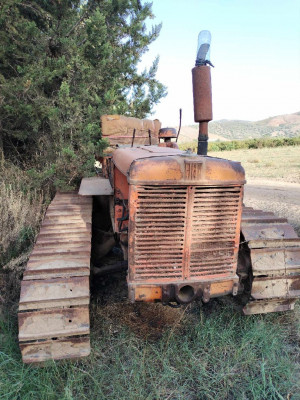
<box><xmin>244</xmin><ymin>179</ymin><xmax>300</xmax><ymax>234</ymax></box>
<box><xmin>18</xmin><ymin>192</ymin><xmax>92</xmax><ymax>363</ymax></box>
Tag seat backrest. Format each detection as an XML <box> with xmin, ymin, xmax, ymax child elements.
<box><xmin>101</xmin><ymin>115</ymin><xmax>161</xmax><ymax>147</ymax></box>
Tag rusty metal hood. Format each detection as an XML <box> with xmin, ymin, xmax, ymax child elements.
<box><xmin>112</xmin><ymin>146</ymin><xmax>245</xmax><ymax>185</ymax></box>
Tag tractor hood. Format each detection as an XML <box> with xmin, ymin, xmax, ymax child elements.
<box><xmin>112</xmin><ymin>146</ymin><xmax>245</xmax><ymax>186</ymax></box>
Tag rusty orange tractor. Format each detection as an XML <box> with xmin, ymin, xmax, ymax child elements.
<box><xmin>17</xmin><ymin>31</ymin><xmax>300</xmax><ymax>363</ymax></box>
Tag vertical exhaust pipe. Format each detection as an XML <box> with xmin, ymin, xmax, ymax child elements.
<box><xmin>192</xmin><ymin>30</ymin><xmax>213</xmax><ymax>155</ymax></box>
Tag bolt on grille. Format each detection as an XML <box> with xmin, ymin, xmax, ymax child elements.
<box><xmin>130</xmin><ymin>185</ymin><xmax>242</xmax><ymax>282</ymax></box>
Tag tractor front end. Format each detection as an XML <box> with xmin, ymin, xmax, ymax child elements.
<box><xmin>108</xmin><ymin>146</ymin><xmax>245</xmax><ymax>305</ymax></box>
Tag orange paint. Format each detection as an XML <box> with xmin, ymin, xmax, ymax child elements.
<box><xmin>134</xmin><ymin>286</ymin><xmax>162</xmax><ymax>302</ymax></box>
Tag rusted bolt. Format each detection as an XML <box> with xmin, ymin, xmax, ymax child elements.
<box><xmin>232</xmin><ymin>283</ymin><xmax>239</xmax><ymax>296</ymax></box>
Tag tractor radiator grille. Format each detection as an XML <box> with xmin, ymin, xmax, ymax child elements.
<box><xmin>130</xmin><ymin>185</ymin><xmax>242</xmax><ymax>282</ymax></box>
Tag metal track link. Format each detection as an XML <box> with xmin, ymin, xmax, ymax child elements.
<box><xmin>241</xmin><ymin>207</ymin><xmax>300</xmax><ymax>315</ymax></box>
<box><xmin>18</xmin><ymin>192</ymin><xmax>92</xmax><ymax>363</ymax></box>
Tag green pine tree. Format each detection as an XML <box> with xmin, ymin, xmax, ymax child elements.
<box><xmin>0</xmin><ymin>0</ymin><xmax>166</xmax><ymax>189</ymax></box>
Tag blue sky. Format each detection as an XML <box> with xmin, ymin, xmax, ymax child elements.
<box><xmin>140</xmin><ymin>0</ymin><xmax>300</xmax><ymax>126</ymax></box>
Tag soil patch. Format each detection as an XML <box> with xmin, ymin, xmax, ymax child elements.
<box><xmin>90</xmin><ymin>271</ymin><xmax>187</xmax><ymax>341</ymax></box>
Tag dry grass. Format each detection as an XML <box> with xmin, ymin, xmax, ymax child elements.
<box><xmin>0</xmin><ymin>161</ymin><xmax>48</xmax><ymax>308</ymax></box>
<box><xmin>0</xmin><ymin>182</ymin><xmax>44</xmax><ymax>259</ymax></box>
<box><xmin>209</xmin><ymin>145</ymin><xmax>300</xmax><ymax>183</ymax></box>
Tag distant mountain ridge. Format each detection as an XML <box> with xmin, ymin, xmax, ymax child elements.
<box><xmin>177</xmin><ymin>112</ymin><xmax>300</xmax><ymax>143</ymax></box>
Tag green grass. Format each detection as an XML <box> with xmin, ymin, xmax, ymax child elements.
<box><xmin>1</xmin><ymin>300</ymin><xmax>299</xmax><ymax>400</ymax></box>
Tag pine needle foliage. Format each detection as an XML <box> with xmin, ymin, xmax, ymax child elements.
<box><xmin>0</xmin><ymin>0</ymin><xmax>166</xmax><ymax>189</ymax></box>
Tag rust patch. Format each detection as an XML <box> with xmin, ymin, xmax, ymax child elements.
<box><xmin>290</xmin><ymin>278</ymin><xmax>300</xmax><ymax>291</ymax></box>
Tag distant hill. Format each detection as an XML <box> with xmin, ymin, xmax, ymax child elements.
<box><xmin>177</xmin><ymin>112</ymin><xmax>300</xmax><ymax>143</ymax></box>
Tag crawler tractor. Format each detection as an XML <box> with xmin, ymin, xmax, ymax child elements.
<box><xmin>18</xmin><ymin>31</ymin><xmax>300</xmax><ymax>363</ymax></box>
